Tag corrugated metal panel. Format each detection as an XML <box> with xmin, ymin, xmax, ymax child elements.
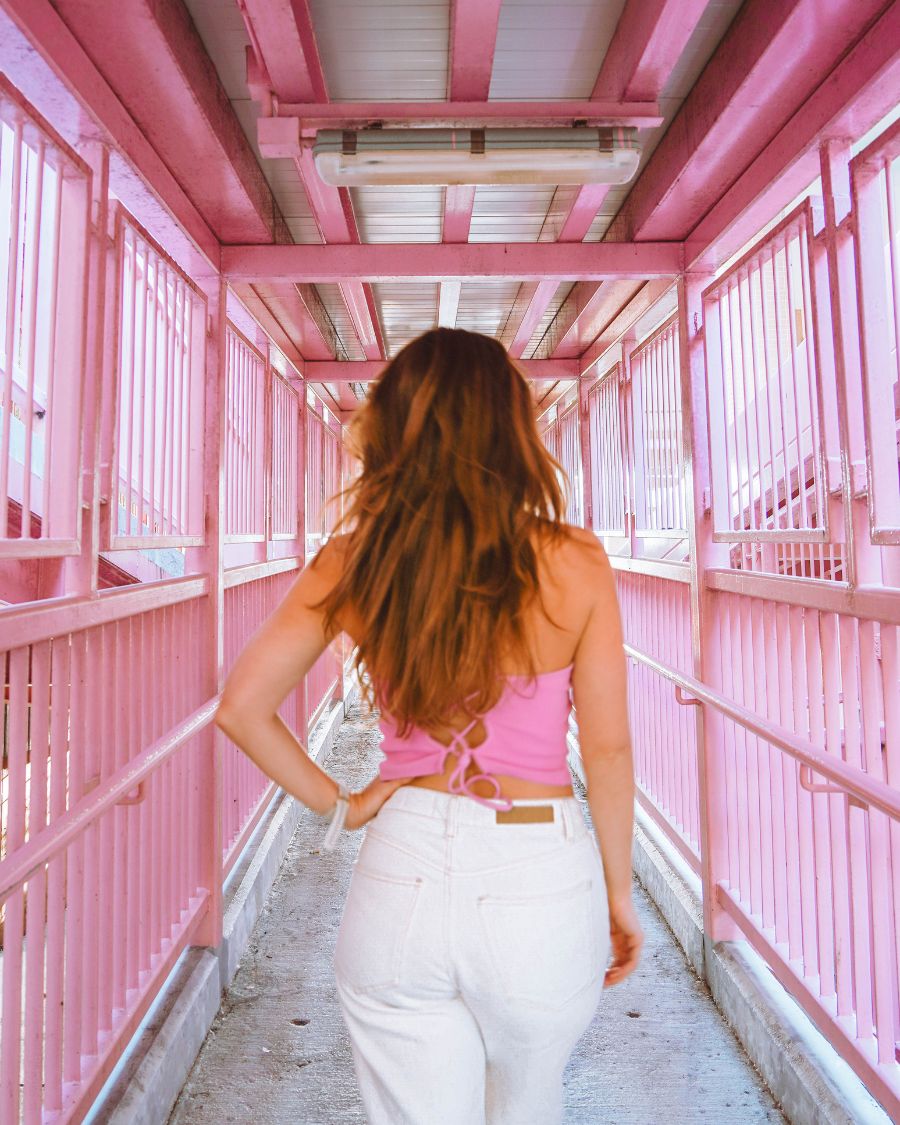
<box><xmin>350</xmin><ymin>186</ymin><xmax>443</xmax><ymax>242</ymax></box>
<box><xmin>372</xmin><ymin>282</ymin><xmax>440</xmax><ymax>354</ymax></box>
<box><xmin>469</xmin><ymin>186</ymin><xmax>558</xmax><ymax>242</ymax></box>
<box><xmin>310</xmin><ymin>0</ymin><xmax>450</xmax><ymax>101</ymax></box>
<box><xmin>183</xmin><ymin>0</ymin><xmax>250</xmax><ymax>98</ymax></box>
<box><xmin>524</xmin><ymin>281</ymin><xmax>576</xmax><ymax>358</ymax></box>
<box><xmin>314</xmin><ymin>284</ymin><xmax>368</xmax><ymax>360</ymax></box>
<box><xmin>584</xmin><ymin>0</ymin><xmax>745</xmax><ymax>242</ymax></box>
<box><xmin>185</xmin><ymin>0</ymin><xmax>322</xmax><ymax>244</ymax></box>
<box><xmin>489</xmin><ymin>0</ymin><xmax>626</xmax><ymax>99</ymax></box>
<box><xmin>457</xmin><ymin>281</ymin><xmax>523</xmax><ymax>337</ymax></box>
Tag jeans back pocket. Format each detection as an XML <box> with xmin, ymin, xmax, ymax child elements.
<box><xmin>333</xmin><ymin>865</ymin><xmax>424</xmax><ymax>994</ymax></box>
<box><xmin>476</xmin><ymin>877</ymin><xmax>602</xmax><ymax>1010</ymax></box>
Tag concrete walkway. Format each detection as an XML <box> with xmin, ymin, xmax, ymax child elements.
<box><xmin>169</xmin><ymin>698</ymin><xmax>786</xmax><ymax>1124</ymax></box>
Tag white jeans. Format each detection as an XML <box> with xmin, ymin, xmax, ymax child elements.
<box><xmin>333</xmin><ymin>784</ymin><xmax>610</xmax><ymax>1124</ymax></box>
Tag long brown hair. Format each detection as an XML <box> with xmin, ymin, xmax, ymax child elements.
<box><xmin>309</xmin><ymin>327</ymin><xmax>576</xmax><ymax>737</ymax></box>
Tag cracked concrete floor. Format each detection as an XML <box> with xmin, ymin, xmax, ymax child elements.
<box><xmin>169</xmin><ymin>699</ymin><xmax>785</xmax><ymax>1124</ymax></box>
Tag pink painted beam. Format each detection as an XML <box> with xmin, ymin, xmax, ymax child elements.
<box><xmin>607</xmin><ymin>0</ymin><xmax>890</xmax><ymax>241</ymax></box>
<box><xmin>304</xmin><ymin>359</ymin><xmax>580</xmax><ymax>382</ymax></box>
<box><xmin>578</xmin><ymin>279</ymin><xmax>674</xmax><ymax>373</ymax></box>
<box><xmin>539</xmin><ymin>2</ymin><xmax>709</xmax><ymax>265</ymax></box>
<box><xmin>685</xmin><ymin>0</ymin><xmax>900</xmax><ymax>268</ymax></box>
<box><xmin>508</xmin><ymin>281</ymin><xmax>559</xmax><ymax>358</ymax></box>
<box><xmin>550</xmin><ymin>280</ymin><xmax>643</xmax><ymax>359</ymax></box>
<box><xmin>0</xmin><ymin>0</ymin><xmax>218</xmax><ymax>267</ymax></box>
<box><xmin>592</xmin><ymin>0</ymin><xmax>710</xmax><ymax>101</ymax></box>
<box><xmin>275</xmin><ymin>100</ymin><xmax>663</xmax><ymax>130</ymax></box>
<box><xmin>241</xmin><ymin>0</ymin><xmax>386</xmax><ymax>361</ymax></box>
<box><xmin>438</xmin><ymin>0</ymin><xmax>503</xmax><ymax>328</ymax></box>
<box><xmin>240</xmin><ymin>0</ymin><xmax>327</xmax><ymax>103</ymax></box>
<box><xmin>442</xmin><ymin>185</ymin><xmax>476</xmax><ymax>243</ymax></box>
<box><xmin>448</xmin><ymin>0</ymin><xmax>503</xmax><ymax>101</ymax></box>
<box><xmin>48</xmin><ymin>0</ymin><xmax>291</xmax><ymax>245</ymax></box>
<box><xmin>221</xmin><ymin>241</ymin><xmax>683</xmax><ymax>283</ymax></box>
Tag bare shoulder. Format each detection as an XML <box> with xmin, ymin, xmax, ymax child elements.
<box><xmin>537</xmin><ymin>522</ymin><xmax>610</xmax><ymax>583</ymax></box>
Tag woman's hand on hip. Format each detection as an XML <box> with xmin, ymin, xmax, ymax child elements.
<box><xmin>345</xmin><ymin>776</ymin><xmax>411</xmax><ymax>830</ymax></box>
<box><xmin>603</xmin><ymin>896</ymin><xmax>644</xmax><ymax>987</ymax></box>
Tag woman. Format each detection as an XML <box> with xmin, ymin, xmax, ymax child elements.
<box><xmin>215</xmin><ymin>328</ymin><xmax>643</xmax><ymax>1124</ymax></box>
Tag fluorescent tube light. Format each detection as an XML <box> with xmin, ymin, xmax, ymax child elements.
<box><xmin>312</xmin><ymin>127</ymin><xmax>641</xmax><ymax>187</ymax></box>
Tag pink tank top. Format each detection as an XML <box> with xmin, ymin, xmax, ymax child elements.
<box><xmin>376</xmin><ymin>663</ymin><xmax>574</xmax><ymax>812</ymax></box>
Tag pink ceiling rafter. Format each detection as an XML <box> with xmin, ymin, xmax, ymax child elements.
<box><xmin>607</xmin><ymin>0</ymin><xmax>891</xmax><ymax>242</ymax></box>
<box><xmin>221</xmin><ymin>241</ymin><xmax>683</xmax><ymax>283</ymax></box>
<box><xmin>239</xmin><ymin>0</ymin><xmax>386</xmax><ymax>361</ymax></box>
<box><xmin>438</xmin><ymin>0</ymin><xmax>503</xmax><ymax>329</ymax></box>
<box><xmin>592</xmin><ymin>0</ymin><xmax>711</xmax><ymax>102</ymax></box>
<box><xmin>306</xmin><ymin>360</ymin><xmax>578</xmax><ymax>383</ymax></box>
<box><xmin>501</xmin><ymin>0</ymin><xmax>709</xmax><ymax>362</ymax></box>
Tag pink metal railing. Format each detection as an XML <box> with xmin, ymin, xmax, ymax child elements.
<box><xmin>0</xmin><ymin>74</ymin><xmax>324</xmax><ymax>1121</ymax></box>
<box><xmin>852</xmin><ymin>118</ymin><xmax>900</xmax><ymax>545</ymax></box>
<box><xmin>586</xmin><ymin>364</ymin><xmax>627</xmax><ymax>538</ymax></box>
<box><xmin>624</xmin><ymin>616</ymin><xmax>900</xmax><ymax>1110</ymax></box>
<box><xmin>0</xmin><ymin>588</ymin><xmax>210</xmax><ymax>1123</ymax></box>
<box><xmin>112</xmin><ymin>207</ymin><xmax>207</xmax><ymax>547</ymax></box>
<box><xmin>702</xmin><ymin>201</ymin><xmax>841</xmax><ymax>581</ymax></box>
<box><xmin>541</xmin><ymin>401</ymin><xmax>584</xmax><ymax>525</ymax></box>
<box><xmin>630</xmin><ymin>316</ymin><xmax>686</xmax><ymax>538</ymax></box>
<box><xmin>271</xmin><ymin>373</ymin><xmax>300</xmax><ymax>539</ymax></box>
<box><xmin>0</xmin><ymin>77</ymin><xmax>89</xmax><ymax>552</ymax></box>
<box><xmin>614</xmin><ymin>567</ymin><xmax>700</xmax><ymax>866</ymax></box>
<box><xmin>224</xmin><ymin>325</ymin><xmax>266</xmax><ymax>541</ymax></box>
<box><xmin>222</xmin><ymin>565</ymin><xmax>306</xmax><ymax>874</ymax></box>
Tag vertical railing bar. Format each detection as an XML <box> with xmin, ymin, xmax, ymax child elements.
<box><xmin>22</xmin><ymin>643</ymin><xmax>49</xmax><ymax>1122</ymax></box>
<box><xmin>158</xmin><ymin>262</ymin><xmax>172</xmax><ymax>538</ymax></box>
<box><xmin>735</xmin><ymin>270</ymin><xmax>756</xmax><ymax>534</ymax></box>
<box><xmin>818</xmin><ymin>611</ymin><xmax>850</xmax><ymax>1008</ymax></box>
<box><xmin>717</xmin><ymin>288</ymin><xmax>739</xmax><ymax>534</ymax></box>
<box><xmin>0</xmin><ymin>117</ymin><xmax>24</xmax><ymax>538</ymax></box>
<box><xmin>798</xmin><ymin>219</ymin><xmax>828</xmax><ymax>536</ymax></box>
<box><xmin>41</xmin><ymin>164</ymin><xmax>63</xmax><ymax>542</ymax></box>
<box><xmin>20</xmin><ymin>138</ymin><xmax>45</xmax><ymax>538</ymax></box>
<box><xmin>147</xmin><ymin>247</ymin><xmax>161</xmax><ymax>538</ymax></box>
<box><xmin>767</xmin><ymin>240</ymin><xmax>792</xmax><ymax>535</ymax></box>
<box><xmin>44</xmin><ymin>636</ymin><xmax>69</xmax><ymax>1112</ymax></box>
<box><xmin>783</xmin><ymin>227</ymin><xmax>810</xmax><ymax>530</ymax></box>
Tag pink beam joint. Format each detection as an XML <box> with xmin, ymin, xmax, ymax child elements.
<box><xmin>239</xmin><ymin>0</ymin><xmax>327</xmax><ymax>103</ymax></box>
<box><xmin>592</xmin><ymin>0</ymin><xmax>711</xmax><ymax>101</ymax></box>
<box><xmin>242</xmin><ymin>0</ymin><xmax>385</xmax><ymax>361</ymax></box>
<box><xmin>509</xmin><ymin>281</ymin><xmax>559</xmax><ymax>358</ymax></box>
<box><xmin>448</xmin><ymin>0</ymin><xmax>503</xmax><ymax>101</ymax></box>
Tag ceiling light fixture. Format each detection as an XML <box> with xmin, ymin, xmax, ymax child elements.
<box><xmin>312</xmin><ymin>127</ymin><xmax>641</xmax><ymax>187</ymax></box>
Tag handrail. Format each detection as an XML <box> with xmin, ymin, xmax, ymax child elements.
<box><xmin>624</xmin><ymin>644</ymin><xmax>900</xmax><ymax>822</ymax></box>
<box><xmin>0</xmin><ymin>698</ymin><xmax>219</xmax><ymax>902</ymax></box>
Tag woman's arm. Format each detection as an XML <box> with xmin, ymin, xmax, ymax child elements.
<box><xmin>214</xmin><ymin>538</ymin><xmax>346</xmax><ymax>814</ymax></box>
<box><xmin>569</xmin><ymin>539</ymin><xmax>635</xmax><ymax>905</ymax></box>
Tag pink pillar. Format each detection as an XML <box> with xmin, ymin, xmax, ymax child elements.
<box><xmin>578</xmin><ymin>376</ymin><xmax>594</xmax><ymax>531</ymax></box>
<box><xmin>186</xmin><ymin>276</ymin><xmax>226</xmax><ymax>948</ymax></box>
<box><xmin>677</xmin><ymin>272</ymin><xmax>741</xmax><ymax>943</ymax></box>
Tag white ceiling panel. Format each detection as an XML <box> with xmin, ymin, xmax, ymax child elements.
<box><xmin>350</xmin><ymin>187</ymin><xmax>443</xmax><ymax>242</ymax></box>
<box><xmin>372</xmin><ymin>282</ymin><xmax>441</xmax><ymax>354</ymax></box>
<box><xmin>313</xmin><ymin>284</ymin><xmax>368</xmax><ymax>360</ymax></box>
<box><xmin>457</xmin><ymin>282</ymin><xmax>523</xmax><ymax>338</ymax></box>
<box><xmin>309</xmin><ymin>0</ymin><xmax>450</xmax><ymax>101</ymax></box>
<box><xmin>469</xmin><ymin>186</ymin><xmax>558</xmax><ymax>243</ymax></box>
<box><xmin>489</xmin><ymin>0</ymin><xmax>627</xmax><ymax>99</ymax></box>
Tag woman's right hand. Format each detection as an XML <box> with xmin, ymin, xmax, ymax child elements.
<box><xmin>604</xmin><ymin>896</ymin><xmax>644</xmax><ymax>987</ymax></box>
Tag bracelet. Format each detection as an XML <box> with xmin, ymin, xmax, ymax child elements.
<box><xmin>320</xmin><ymin>780</ymin><xmax>351</xmax><ymax>852</ymax></box>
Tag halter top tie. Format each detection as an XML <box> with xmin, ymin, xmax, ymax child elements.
<box><xmin>439</xmin><ymin>717</ymin><xmax>515</xmax><ymax>812</ymax></box>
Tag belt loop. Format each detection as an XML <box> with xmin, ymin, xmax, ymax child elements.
<box><xmin>446</xmin><ymin>794</ymin><xmax>458</xmax><ymax>838</ymax></box>
<box><xmin>561</xmin><ymin>800</ymin><xmax>573</xmax><ymax>841</ymax></box>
